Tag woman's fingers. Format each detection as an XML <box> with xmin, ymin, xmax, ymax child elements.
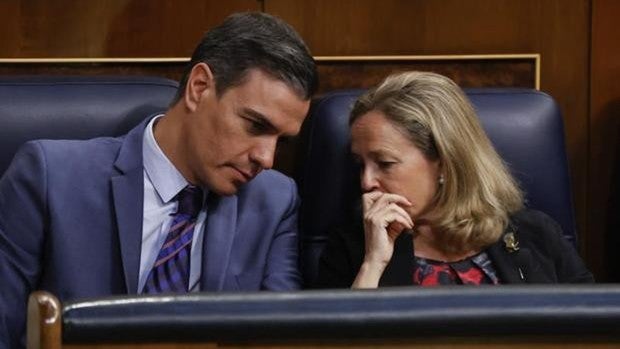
<box><xmin>379</xmin><ymin>208</ymin><xmax>414</xmax><ymax>233</ymax></box>
<box><xmin>366</xmin><ymin>201</ymin><xmax>413</xmax><ymax>229</ymax></box>
<box><xmin>366</xmin><ymin>192</ymin><xmax>411</xmax><ymax>210</ymax></box>
<box><xmin>374</xmin><ymin>192</ymin><xmax>412</xmax><ymax>207</ymax></box>
<box><xmin>359</xmin><ymin>192</ymin><xmax>415</xmax><ymax>281</ymax></box>
<box><xmin>362</xmin><ymin>209</ymin><xmax>412</xmax><ymax>265</ymax></box>
<box><xmin>363</xmin><ymin>191</ymin><xmax>412</xmax><ymax>218</ymax></box>
<box><xmin>362</xmin><ymin>191</ymin><xmax>383</xmax><ymax>212</ymax></box>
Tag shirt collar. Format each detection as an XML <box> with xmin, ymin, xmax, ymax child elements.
<box><xmin>143</xmin><ymin>115</ymin><xmax>189</xmax><ymax>203</ymax></box>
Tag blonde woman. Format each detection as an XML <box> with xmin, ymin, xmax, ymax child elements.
<box><xmin>317</xmin><ymin>72</ymin><xmax>593</xmax><ymax>288</ymax></box>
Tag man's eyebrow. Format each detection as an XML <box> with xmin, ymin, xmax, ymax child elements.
<box><xmin>242</xmin><ymin>108</ymin><xmax>277</xmax><ymax>133</ymax></box>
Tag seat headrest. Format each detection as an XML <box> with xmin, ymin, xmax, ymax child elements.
<box><xmin>0</xmin><ymin>76</ymin><xmax>179</xmax><ymax>175</ymax></box>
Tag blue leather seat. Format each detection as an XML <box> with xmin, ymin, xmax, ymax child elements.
<box><xmin>33</xmin><ymin>285</ymin><xmax>620</xmax><ymax>346</ymax></box>
<box><xmin>0</xmin><ymin>76</ymin><xmax>179</xmax><ymax>176</ymax></box>
<box><xmin>295</xmin><ymin>88</ymin><xmax>577</xmax><ymax>286</ymax></box>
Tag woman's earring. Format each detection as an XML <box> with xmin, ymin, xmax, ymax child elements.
<box><xmin>438</xmin><ymin>174</ymin><xmax>445</xmax><ymax>185</ymax></box>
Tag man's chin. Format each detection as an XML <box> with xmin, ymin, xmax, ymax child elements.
<box><xmin>209</xmin><ymin>180</ymin><xmax>243</xmax><ymax>196</ymax></box>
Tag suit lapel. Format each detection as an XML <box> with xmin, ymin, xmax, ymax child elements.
<box><xmin>487</xmin><ymin>240</ymin><xmax>525</xmax><ymax>284</ymax></box>
<box><xmin>111</xmin><ymin>119</ymin><xmax>150</xmax><ymax>294</ymax></box>
<box><xmin>201</xmin><ymin>194</ymin><xmax>238</xmax><ymax>291</ymax></box>
<box><xmin>380</xmin><ymin>232</ymin><xmax>415</xmax><ymax>286</ymax></box>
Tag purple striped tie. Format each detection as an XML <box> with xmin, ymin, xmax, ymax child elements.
<box><xmin>143</xmin><ymin>186</ymin><xmax>203</xmax><ymax>293</ymax></box>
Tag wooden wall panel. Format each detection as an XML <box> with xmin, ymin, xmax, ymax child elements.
<box><xmin>0</xmin><ymin>0</ymin><xmax>260</xmax><ymax>58</ymax></box>
<box><xmin>104</xmin><ymin>0</ymin><xmax>260</xmax><ymax>57</ymax></box>
<box><xmin>314</xmin><ymin>57</ymin><xmax>537</xmax><ymax>93</ymax></box>
<box><xmin>591</xmin><ymin>0</ymin><xmax>620</xmax><ymax>281</ymax></box>
<box><xmin>266</xmin><ymin>0</ymin><xmax>595</xmax><ymax>276</ymax></box>
<box><xmin>266</xmin><ymin>1</ymin><xmax>540</xmax><ymax>56</ymax></box>
<box><xmin>0</xmin><ymin>2</ymin><xmax>21</xmax><ymax>56</ymax></box>
<box><xmin>0</xmin><ymin>61</ymin><xmax>186</xmax><ymax>82</ymax></box>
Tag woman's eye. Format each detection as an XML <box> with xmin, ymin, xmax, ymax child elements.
<box><xmin>378</xmin><ymin>161</ymin><xmax>395</xmax><ymax>169</ymax></box>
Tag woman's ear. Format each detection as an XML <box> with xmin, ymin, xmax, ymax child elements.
<box><xmin>184</xmin><ymin>62</ymin><xmax>215</xmax><ymax>112</ymax></box>
<box><xmin>436</xmin><ymin>161</ymin><xmax>445</xmax><ymax>185</ymax></box>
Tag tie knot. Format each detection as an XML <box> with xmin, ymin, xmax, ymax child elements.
<box><xmin>175</xmin><ymin>186</ymin><xmax>203</xmax><ymax>218</ymax></box>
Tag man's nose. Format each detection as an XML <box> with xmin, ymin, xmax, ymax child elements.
<box><xmin>250</xmin><ymin>138</ymin><xmax>277</xmax><ymax>170</ymax></box>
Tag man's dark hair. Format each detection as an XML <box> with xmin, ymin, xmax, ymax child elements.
<box><xmin>173</xmin><ymin>12</ymin><xmax>318</xmax><ymax>104</ymax></box>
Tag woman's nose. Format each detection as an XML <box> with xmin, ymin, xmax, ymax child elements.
<box><xmin>360</xmin><ymin>168</ymin><xmax>379</xmax><ymax>192</ymax></box>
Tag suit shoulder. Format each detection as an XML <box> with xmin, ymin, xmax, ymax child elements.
<box><xmin>509</xmin><ymin>208</ymin><xmax>566</xmax><ymax>246</ymax></box>
<box><xmin>510</xmin><ymin>208</ymin><xmax>559</xmax><ymax>230</ymax></box>
<box><xmin>243</xmin><ymin>169</ymin><xmax>297</xmax><ymax>193</ymax></box>
<box><xmin>8</xmin><ymin>137</ymin><xmax>121</xmax><ymax>172</ymax></box>
<box><xmin>236</xmin><ymin>170</ymin><xmax>298</xmax><ymax>209</ymax></box>
<box><xmin>16</xmin><ymin>137</ymin><xmax>124</xmax><ymax>181</ymax></box>
<box><xmin>31</xmin><ymin>137</ymin><xmax>122</xmax><ymax>161</ymax></box>
<box><xmin>508</xmin><ymin>210</ymin><xmax>593</xmax><ymax>283</ymax></box>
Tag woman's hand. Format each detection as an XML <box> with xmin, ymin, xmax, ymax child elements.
<box><xmin>352</xmin><ymin>191</ymin><xmax>413</xmax><ymax>288</ymax></box>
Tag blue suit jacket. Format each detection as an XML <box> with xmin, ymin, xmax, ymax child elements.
<box><xmin>0</xmin><ymin>118</ymin><xmax>302</xmax><ymax>348</ymax></box>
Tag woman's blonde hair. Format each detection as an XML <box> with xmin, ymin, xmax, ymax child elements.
<box><xmin>350</xmin><ymin>71</ymin><xmax>523</xmax><ymax>255</ymax></box>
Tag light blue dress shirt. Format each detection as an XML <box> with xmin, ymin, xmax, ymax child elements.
<box><xmin>138</xmin><ymin>115</ymin><xmax>207</xmax><ymax>293</ymax></box>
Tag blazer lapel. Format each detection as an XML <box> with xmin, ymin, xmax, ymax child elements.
<box><xmin>380</xmin><ymin>232</ymin><xmax>415</xmax><ymax>286</ymax></box>
<box><xmin>111</xmin><ymin>119</ymin><xmax>150</xmax><ymax>294</ymax></box>
<box><xmin>487</xmin><ymin>240</ymin><xmax>526</xmax><ymax>284</ymax></box>
<box><xmin>487</xmin><ymin>223</ymin><xmax>542</xmax><ymax>284</ymax></box>
<box><xmin>201</xmin><ymin>194</ymin><xmax>238</xmax><ymax>291</ymax></box>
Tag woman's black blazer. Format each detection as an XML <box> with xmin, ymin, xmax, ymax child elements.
<box><xmin>315</xmin><ymin>209</ymin><xmax>594</xmax><ymax>288</ymax></box>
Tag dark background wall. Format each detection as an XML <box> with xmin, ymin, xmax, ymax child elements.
<box><xmin>0</xmin><ymin>0</ymin><xmax>618</xmax><ymax>281</ymax></box>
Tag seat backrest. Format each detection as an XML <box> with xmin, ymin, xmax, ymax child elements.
<box><xmin>0</xmin><ymin>76</ymin><xmax>179</xmax><ymax>176</ymax></box>
<box><xmin>28</xmin><ymin>286</ymin><xmax>620</xmax><ymax>348</ymax></box>
<box><xmin>295</xmin><ymin>88</ymin><xmax>577</xmax><ymax>286</ymax></box>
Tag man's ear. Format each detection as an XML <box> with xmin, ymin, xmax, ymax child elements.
<box><xmin>184</xmin><ymin>62</ymin><xmax>215</xmax><ymax>112</ymax></box>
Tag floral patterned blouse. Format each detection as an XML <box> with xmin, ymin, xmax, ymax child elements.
<box><xmin>413</xmin><ymin>251</ymin><xmax>500</xmax><ymax>285</ymax></box>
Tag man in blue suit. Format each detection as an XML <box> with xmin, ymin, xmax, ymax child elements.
<box><xmin>0</xmin><ymin>12</ymin><xmax>317</xmax><ymax>348</ymax></box>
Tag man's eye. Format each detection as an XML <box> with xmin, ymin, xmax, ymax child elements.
<box><xmin>246</xmin><ymin>119</ymin><xmax>267</xmax><ymax>134</ymax></box>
